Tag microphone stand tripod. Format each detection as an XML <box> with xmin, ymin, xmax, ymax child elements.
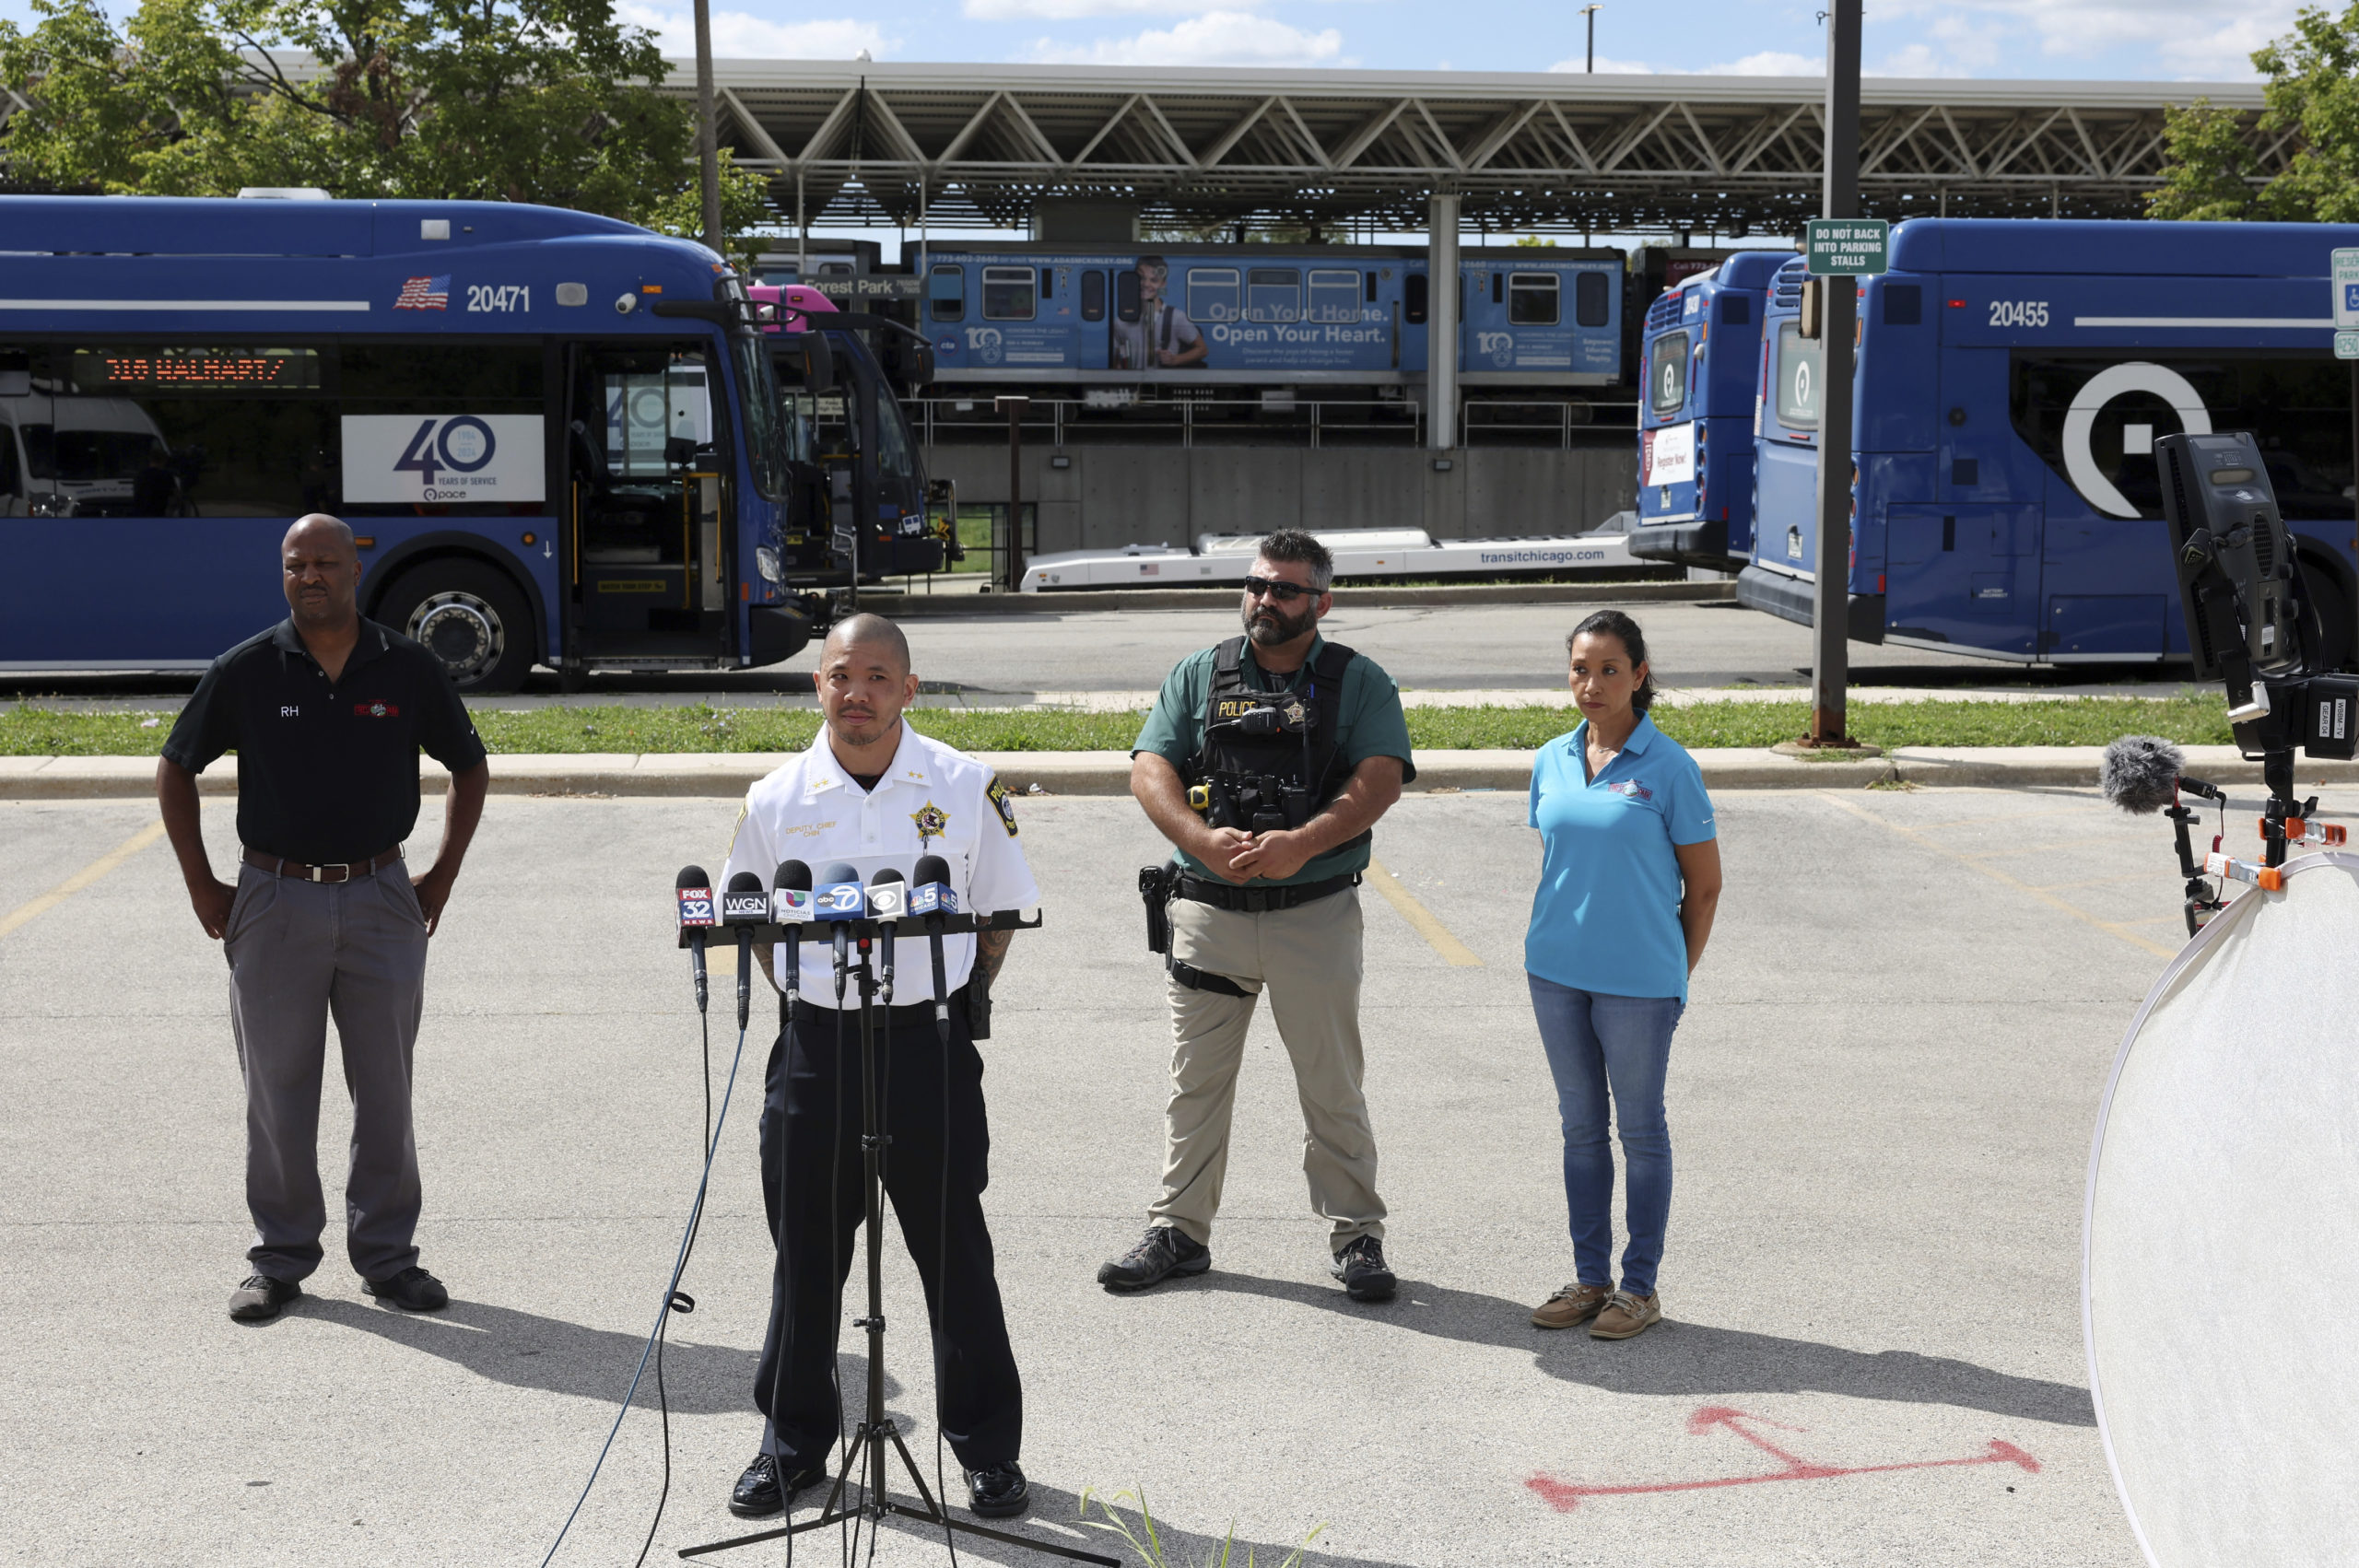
<box><xmin>680</xmin><ymin>911</ymin><xmax>1113</xmax><ymax>1568</ymax></box>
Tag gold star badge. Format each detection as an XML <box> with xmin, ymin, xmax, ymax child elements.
<box><xmin>911</xmin><ymin>802</ymin><xmax>949</xmax><ymax>843</ymax></box>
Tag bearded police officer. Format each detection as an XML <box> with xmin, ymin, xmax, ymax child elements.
<box><xmin>157</xmin><ymin>513</ymin><xmax>489</xmax><ymax>1325</ymax></box>
<box><xmin>1104</xmin><ymin>530</ymin><xmax>1414</xmax><ymax>1302</ymax></box>
<box><xmin>720</xmin><ymin>614</ymin><xmax>1039</xmax><ymax>1524</ymax></box>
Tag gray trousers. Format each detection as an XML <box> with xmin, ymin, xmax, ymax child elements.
<box><xmin>1151</xmin><ymin>890</ymin><xmax>1387</xmax><ymax>1249</ymax></box>
<box><xmin>223</xmin><ymin>861</ymin><xmax>430</xmax><ymax>1282</ymax></box>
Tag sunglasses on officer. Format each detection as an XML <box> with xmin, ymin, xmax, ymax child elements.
<box><xmin>1241</xmin><ymin>576</ymin><xmax>1317</xmax><ymax>603</ymax></box>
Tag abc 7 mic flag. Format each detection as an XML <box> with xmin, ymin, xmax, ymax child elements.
<box><xmin>2084</xmin><ymin>851</ymin><xmax>2359</xmax><ymax>1566</ymax></box>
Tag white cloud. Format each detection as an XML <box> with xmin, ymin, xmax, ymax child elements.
<box><xmin>1701</xmin><ymin>50</ymin><xmax>1823</xmax><ymax>75</ymax></box>
<box><xmin>1028</xmin><ymin>10</ymin><xmax>1344</xmax><ymax>65</ymax></box>
<box><xmin>967</xmin><ymin>0</ymin><xmax>1231</xmax><ymax>18</ymax></box>
<box><xmin>618</xmin><ymin>3</ymin><xmax>891</xmax><ymax>58</ymax></box>
<box><xmin>1865</xmin><ymin>0</ymin><xmax>2286</xmax><ymax>76</ymax></box>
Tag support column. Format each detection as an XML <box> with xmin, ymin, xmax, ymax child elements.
<box><xmin>1426</xmin><ymin>193</ymin><xmax>1460</xmax><ymax>451</ymax></box>
<box><xmin>1810</xmin><ymin>0</ymin><xmax>1861</xmax><ymax>744</ymax></box>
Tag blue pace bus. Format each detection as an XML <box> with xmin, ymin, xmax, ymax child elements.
<box><xmin>1627</xmin><ymin>251</ymin><xmax>1786</xmax><ymax>570</ymax></box>
<box><xmin>0</xmin><ymin>195</ymin><xmax>921</xmax><ymax>692</ymax></box>
<box><xmin>1737</xmin><ymin>219</ymin><xmax>2359</xmax><ymax>666</ymax></box>
<box><xmin>915</xmin><ymin>243</ymin><xmax>1625</xmax><ymax>389</ymax></box>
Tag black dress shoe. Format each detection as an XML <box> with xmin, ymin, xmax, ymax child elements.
<box><xmin>229</xmin><ymin>1273</ymin><xmax>301</xmax><ymax>1323</ymax></box>
<box><xmin>966</xmin><ymin>1460</ymin><xmax>1028</xmax><ymax>1519</ymax></box>
<box><xmin>1096</xmin><ymin>1225</ymin><xmax>1210</xmax><ymax>1292</ymax></box>
<box><xmin>1330</xmin><ymin>1235</ymin><xmax>1397</xmax><ymax>1303</ymax></box>
<box><xmin>362</xmin><ymin>1266</ymin><xmax>449</xmax><ymax>1312</ymax></box>
<box><xmin>729</xmin><ymin>1453</ymin><xmax>827</xmax><ymax>1518</ymax></box>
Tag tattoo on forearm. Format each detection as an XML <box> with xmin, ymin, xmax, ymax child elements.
<box><xmin>977</xmin><ymin>929</ymin><xmax>1013</xmax><ymax>985</ymax></box>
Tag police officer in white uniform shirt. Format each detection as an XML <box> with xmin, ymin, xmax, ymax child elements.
<box><xmin>720</xmin><ymin>614</ymin><xmax>1040</xmax><ymax>1525</ymax></box>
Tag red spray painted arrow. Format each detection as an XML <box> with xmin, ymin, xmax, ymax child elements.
<box><xmin>1526</xmin><ymin>1405</ymin><xmax>2039</xmax><ymax>1512</ymax></box>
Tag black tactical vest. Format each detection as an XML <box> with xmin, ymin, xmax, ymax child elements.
<box><xmin>1187</xmin><ymin>636</ymin><xmax>1364</xmax><ymax>843</ymax></box>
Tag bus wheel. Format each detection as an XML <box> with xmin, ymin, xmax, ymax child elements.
<box><xmin>379</xmin><ymin>561</ymin><xmax>534</xmax><ymax>694</ymax></box>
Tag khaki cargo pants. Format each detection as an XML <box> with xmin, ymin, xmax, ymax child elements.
<box><xmin>1149</xmin><ymin>887</ymin><xmax>1386</xmax><ymax>1250</ymax></box>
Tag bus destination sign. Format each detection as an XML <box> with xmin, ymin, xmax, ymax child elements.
<box><xmin>1803</xmin><ymin>219</ymin><xmax>1891</xmax><ymax>277</ymax></box>
<box><xmin>71</xmin><ymin>348</ymin><xmax>323</xmax><ymax>392</ymax></box>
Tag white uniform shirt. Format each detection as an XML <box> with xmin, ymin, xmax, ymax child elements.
<box><xmin>723</xmin><ymin>722</ymin><xmax>1039</xmax><ymax>1009</ymax></box>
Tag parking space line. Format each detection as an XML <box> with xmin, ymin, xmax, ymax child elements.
<box><xmin>1819</xmin><ymin>794</ymin><xmax>2177</xmax><ymax>959</ymax></box>
<box><xmin>0</xmin><ymin>821</ymin><xmax>169</xmax><ymax>941</ymax></box>
<box><xmin>1366</xmin><ymin>858</ymin><xmax>1485</xmax><ymax>966</ymax></box>
<box><xmin>1961</xmin><ymin>837</ymin><xmax>2118</xmax><ymax>860</ymax></box>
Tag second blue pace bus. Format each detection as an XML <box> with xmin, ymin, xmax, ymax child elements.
<box><xmin>0</xmin><ymin>194</ymin><xmax>924</xmax><ymax>692</ymax></box>
<box><xmin>1738</xmin><ymin>218</ymin><xmax>2359</xmax><ymax>667</ymax></box>
<box><xmin>1628</xmin><ymin>251</ymin><xmax>1786</xmax><ymax>571</ymax></box>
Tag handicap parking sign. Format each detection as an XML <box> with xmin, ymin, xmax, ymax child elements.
<box><xmin>2334</xmin><ymin>248</ymin><xmax>2359</xmax><ymax>331</ymax></box>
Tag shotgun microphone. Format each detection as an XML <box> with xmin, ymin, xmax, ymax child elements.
<box><xmin>866</xmin><ymin>866</ymin><xmax>907</xmax><ymax>1001</ymax></box>
<box><xmin>675</xmin><ymin>865</ymin><xmax>715</xmax><ymax>1013</ymax></box>
<box><xmin>816</xmin><ymin>860</ymin><xmax>863</xmax><ymax>998</ymax></box>
<box><xmin>913</xmin><ymin>853</ymin><xmax>954</xmax><ymax>1030</ymax></box>
<box><xmin>722</xmin><ymin>871</ymin><xmax>767</xmax><ymax>1029</ymax></box>
<box><xmin>772</xmin><ymin>860</ymin><xmax>812</xmax><ymax>1006</ymax></box>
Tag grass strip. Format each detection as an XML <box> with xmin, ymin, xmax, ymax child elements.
<box><xmin>0</xmin><ymin>692</ymin><xmax>2236</xmax><ymax>757</ymax></box>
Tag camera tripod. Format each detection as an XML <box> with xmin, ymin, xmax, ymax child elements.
<box><xmin>679</xmin><ymin>911</ymin><xmax>1115</xmax><ymax>1568</ymax></box>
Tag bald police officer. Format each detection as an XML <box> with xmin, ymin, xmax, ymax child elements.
<box><xmin>720</xmin><ymin>614</ymin><xmax>1039</xmax><ymax>1524</ymax></box>
<box><xmin>158</xmin><ymin>514</ymin><xmax>488</xmax><ymax>1324</ymax></box>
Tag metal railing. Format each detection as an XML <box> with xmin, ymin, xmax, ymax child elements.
<box><xmin>905</xmin><ymin>394</ymin><xmax>1637</xmax><ymax>451</ymax></box>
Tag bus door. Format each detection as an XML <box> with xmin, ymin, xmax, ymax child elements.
<box><xmin>565</xmin><ymin>341</ymin><xmax>730</xmax><ymax>658</ymax></box>
<box><xmin>809</xmin><ymin>332</ymin><xmax>940</xmax><ymax>579</ymax></box>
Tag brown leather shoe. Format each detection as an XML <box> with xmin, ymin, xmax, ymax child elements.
<box><xmin>1589</xmin><ymin>1290</ymin><xmax>1663</xmax><ymax>1340</ymax></box>
<box><xmin>1531</xmin><ymin>1281</ymin><xmax>1611</xmax><ymax>1329</ymax></box>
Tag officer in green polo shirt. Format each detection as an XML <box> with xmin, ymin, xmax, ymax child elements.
<box><xmin>1099</xmin><ymin>529</ymin><xmax>1415</xmax><ymax>1303</ymax></box>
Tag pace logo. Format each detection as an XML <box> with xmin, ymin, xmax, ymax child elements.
<box><xmin>965</xmin><ymin>326</ymin><xmax>1004</xmax><ymax>366</ymax></box>
<box><xmin>1477</xmin><ymin>330</ymin><xmax>1515</xmax><ymax>369</ymax></box>
<box><xmin>2059</xmin><ymin>361</ymin><xmax>2212</xmax><ymax>521</ymax></box>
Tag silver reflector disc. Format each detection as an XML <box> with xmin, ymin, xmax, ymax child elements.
<box><xmin>2086</xmin><ymin>851</ymin><xmax>2359</xmax><ymax>1565</ymax></box>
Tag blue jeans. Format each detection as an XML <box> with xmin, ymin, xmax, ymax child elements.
<box><xmin>1527</xmin><ymin>974</ymin><xmax>1684</xmax><ymax>1297</ymax></box>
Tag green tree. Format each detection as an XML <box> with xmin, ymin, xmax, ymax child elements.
<box><xmin>640</xmin><ymin>150</ymin><xmax>780</xmax><ymax>275</ymax></box>
<box><xmin>0</xmin><ymin>0</ymin><xmax>779</xmax><ymax>255</ymax></box>
<box><xmin>2149</xmin><ymin>99</ymin><xmax>2266</xmax><ymax>220</ymax></box>
<box><xmin>2151</xmin><ymin>3</ymin><xmax>2359</xmax><ymax>221</ymax></box>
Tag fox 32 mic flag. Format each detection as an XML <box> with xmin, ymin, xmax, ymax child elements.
<box><xmin>2085</xmin><ymin>852</ymin><xmax>2359</xmax><ymax>1566</ymax></box>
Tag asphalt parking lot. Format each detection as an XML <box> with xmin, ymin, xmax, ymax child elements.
<box><xmin>8</xmin><ymin>778</ymin><xmax>2327</xmax><ymax>1565</ymax></box>
<box><xmin>3</xmin><ymin>600</ymin><xmax>2182</xmax><ymax>710</ymax></box>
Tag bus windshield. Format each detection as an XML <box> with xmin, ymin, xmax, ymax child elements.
<box><xmin>731</xmin><ymin>333</ymin><xmax>795</xmax><ymax>498</ymax></box>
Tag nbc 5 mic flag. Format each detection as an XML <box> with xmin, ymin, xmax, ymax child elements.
<box><xmin>396</xmin><ymin>275</ymin><xmax>452</xmax><ymax>310</ymax></box>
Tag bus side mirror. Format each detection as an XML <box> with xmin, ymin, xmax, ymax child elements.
<box><xmin>778</xmin><ymin>333</ymin><xmax>835</xmax><ymax>395</ymax></box>
<box><xmin>1798</xmin><ymin>279</ymin><xmax>1823</xmax><ymax>340</ymax></box>
<box><xmin>889</xmin><ymin>335</ymin><xmax>935</xmax><ymax>392</ymax></box>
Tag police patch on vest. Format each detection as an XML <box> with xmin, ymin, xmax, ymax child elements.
<box><xmin>1215</xmin><ymin>697</ymin><xmax>1258</xmax><ymax>722</ymax></box>
<box><xmin>985</xmin><ymin>778</ymin><xmax>1019</xmax><ymax>837</ymax></box>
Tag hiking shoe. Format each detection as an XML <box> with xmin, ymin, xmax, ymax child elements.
<box><xmin>1531</xmin><ymin>1281</ymin><xmax>1611</xmax><ymax>1329</ymax></box>
<box><xmin>1329</xmin><ymin>1235</ymin><xmax>1397</xmax><ymax>1302</ymax></box>
<box><xmin>1590</xmin><ymin>1290</ymin><xmax>1663</xmax><ymax>1340</ymax></box>
<box><xmin>362</xmin><ymin>1266</ymin><xmax>449</xmax><ymax>1312</ymax></box>
<box><xmin>729</xmin><ymin>1453</ymin><xmax>827</xmax><ymax>1518</ymax></box>
<box><xmin>966</xmin><ymin>1460</ymin><xmax>1029</xmax><ymax>1519</ymax></box>
<box><xmin>229</xmin><ymin>1273</ymin><xmax>301</xmax><ymax>1323</ymax></box>
<box><xmin>1097</xmin><ymin>1225</ymin><xmax>1210</xmax><ymax>1292</ymax></box>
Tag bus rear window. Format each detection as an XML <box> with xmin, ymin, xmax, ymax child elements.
<box><xmin>1649</xmin><ymin>330</ymin><xmax>1690</xmax><ymax>415</ymax></box>
<box><xmin>981</xmin><ymin>266</ymin><xmax>1035</xmax><ymax>321</ymax></box>
<box><xmin>929</xmin><ymin>264</ymin><xmax>965</xmax><ymax>322</ymax></box>
<box><xmin>1576</xmin><ymin>272</ymin><xmax>1611</xmax><ymax>328</ymax></box>
<box><xmin>1774</xmin><ymin>321</ymin><xmax>1822</xmax><ymax>430</ymax></box>
<box><xmin>1508</xmin><ymin>274</ymin><xmax>1559</xmax><ymax>326</ymax></box>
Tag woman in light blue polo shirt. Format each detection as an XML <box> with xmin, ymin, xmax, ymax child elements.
<box><xmin>1523</xmin><ymin>611</ymin><xmax>1721</xmax><ymax>1343</ymax></box>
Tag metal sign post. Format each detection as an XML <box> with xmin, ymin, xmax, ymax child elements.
<box><xmin>1805</xmin><ymin>0</ymin><xmax>1867</xmax><ymax>747</ymax></box>
<box><xmin>994</xmin><ymin>395</ymin><xmax>1029</xmax><ymax>592</ymax></box>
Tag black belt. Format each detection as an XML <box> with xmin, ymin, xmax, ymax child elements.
<box><xmin>1173</xmin><ymin>871</ymin><xmax>1359</xmax><ymax>914</ymax></box>
<box><xmin>241</xmin><ymin>846</ymin><xmax>403</xmax><ymax>883</ymax></box>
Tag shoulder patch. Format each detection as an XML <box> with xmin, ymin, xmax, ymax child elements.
<box><xmin>985</xmin><ymin>777</ymin><xmax>1020</xmax><ymax>837</ymax></box>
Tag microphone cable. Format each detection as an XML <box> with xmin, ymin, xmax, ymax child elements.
<box><xmin>932</xmin><ymin>937</ymin><xmax>961</xmax><ymax>1568</ymax></box>
<box><xmin>536</xmin><ymin>1002</ymin><xmax>755</xmax><ymax>1568</ymax></box>
<box><xmin>631</xmin><ymin>997</ymin><xmax>718</xmax><ymax>1568</ymax></box>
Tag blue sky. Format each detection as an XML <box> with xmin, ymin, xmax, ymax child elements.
<box><xmin>596</xmin><ymin>0</ymin><xmax>2285</xmax><ymax>81</ymax></box>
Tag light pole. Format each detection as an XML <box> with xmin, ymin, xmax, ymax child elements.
<box><xmin>693</xmin><ymin>0</ymin><xmax>722</xmax><ymax>257</ymax></box>
<box><xmin>1579</xmin><ymin>4</ymin><xmax>1602</xmax><ymax>72</ymax></box>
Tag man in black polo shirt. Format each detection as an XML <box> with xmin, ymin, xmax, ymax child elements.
<box><xmin>158</xmin><ymin>513</ymin><xmax>490</xmax><ymax>1324</ymax></box>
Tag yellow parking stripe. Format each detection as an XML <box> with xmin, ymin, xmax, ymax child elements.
<box><xmin>0</xmin><ymin>820</ymin><xmax>170</xmax><ymax>941</ymax></box>
<box><xmin>1819</xmin><ymin>793</ymin><xmax>2177</xmax><ymax>959</ymax></box>
<box><xmin>1367</xmin><ymin>858</ymin><xmax>1485</xmax><ymax>966</ymax></box>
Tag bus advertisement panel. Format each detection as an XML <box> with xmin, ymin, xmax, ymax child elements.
<box><xmin>1737</xmin><ymin>220</ymin><xmax>2359</xmax><ymax>668</ymax></box>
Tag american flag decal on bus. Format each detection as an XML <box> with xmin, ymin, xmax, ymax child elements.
<box><xmin>394</xmin><ymin>275</ymin><xmax>451</xmax><ymax>310</ymax></box>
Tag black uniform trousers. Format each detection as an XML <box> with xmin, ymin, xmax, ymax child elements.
<box><xmin>754</xmin><ymin>984</ymin><xmax>1023</xmax><ymax>1471</ymax></box>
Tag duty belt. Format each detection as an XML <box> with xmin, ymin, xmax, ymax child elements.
<box><xmin>1173</xmin><ymin>871</ymin><xmax>1359</xmax><ymax>913</ymax></box>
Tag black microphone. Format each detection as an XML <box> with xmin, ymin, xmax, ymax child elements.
<box><xmin>2099</xmin><ymin>735</ymin><xmax>2224</xmax><ymax>814</ymax></box>
<box><xmin>722</xmin><ymin>871</ymin><xmax>766</xmax><ymax>1029</ymax></box>
<box><xmin>913</xmin><ymin>853</ymin><xmax>954</xmax><ymax>1031</ymax></box>
<box><xmin>675</xmin><ymin>865</ymin><xmax>715</xmax><ymax>1013</ymax></box>
<box><xmin>866</xmin><ymin>867</ymin><xmax>907</xmax><ymax>1003</ymax></box>
<box><xmin>772</xmin><ymin>860</ymin><xmax>812</xmax><ymax>1006</ymax></box>
<box><xmin>816</xmin><ymin>860</ymin><xmax>863</xmax><ymax>999</ymax></box>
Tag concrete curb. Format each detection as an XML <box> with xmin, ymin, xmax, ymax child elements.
<box><xmin>14</xmin><ymin>743</ymin><xmax>2355</xmax><ymax>800</ymax></box>
<box><xmin>880</xmin><ymin>579</ymin><xmax>1729</xmax><ymax>615</ymax></box>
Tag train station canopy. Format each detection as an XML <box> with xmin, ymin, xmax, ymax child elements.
<box><xmin>672</xmin><ymin>62</ymin><xmax>2271</xmax><ymax>236</ymax></box>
